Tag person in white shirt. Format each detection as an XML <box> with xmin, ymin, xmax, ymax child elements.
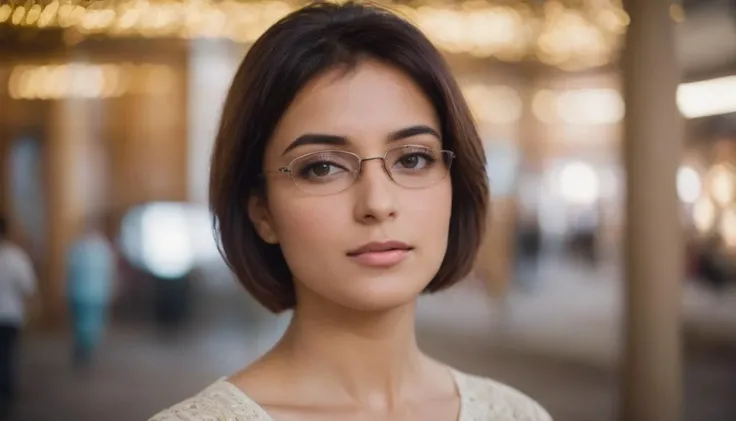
<box><xmin>0</xmin><ymin>216</ymin><xmax>36</xmax><ymax>416</ymax></box>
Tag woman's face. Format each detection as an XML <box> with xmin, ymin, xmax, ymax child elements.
<box><xmin>250</xmin><ymin>59</ymin><xmax>452</xmax><ymax>312</ymax></box>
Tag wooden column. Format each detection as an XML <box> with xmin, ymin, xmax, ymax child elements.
<box><xmin>45</xmin><ymin>98</ymin><xmax>96</xmax><ymax>327</ymax></box>
<box><xmin>620</xmin><ymin>1</ymin><xmax>683</xmax><ymax>420</ymax></box>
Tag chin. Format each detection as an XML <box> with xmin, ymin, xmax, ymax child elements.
<box><xmin>322</xmin><ymin>276</ymin><xmax>427</xmax><ymax>313</ymax></box>
<box><xmin>343</xmin><ymin>293</ymin><xmax>417</xmax><ymax>312</ymax></box>
<box><xmin>293</xmin><ymin>255</ymin><xmax>444</xmax><ymax>313</ymax></box>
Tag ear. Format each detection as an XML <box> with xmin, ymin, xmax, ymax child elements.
<box><xmin>247</xmin><ymin>194</ymin><xmax>279</xmax><ymax>244</ymax></box>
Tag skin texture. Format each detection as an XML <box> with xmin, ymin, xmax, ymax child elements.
<box><xmin>233</xmin><ymin>59</ymin><xmax>459</xmax><ymax>421</ymax></box>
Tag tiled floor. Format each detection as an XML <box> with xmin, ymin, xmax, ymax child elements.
<box><xmin>11</xmin><ymin>320</ymin><xmax>619</xmax><ymax>421</ymax></box>
<box><xmin>7</xmin><ymin>262</ymin><xmax>736</xmax><ymax>421</ymax></box>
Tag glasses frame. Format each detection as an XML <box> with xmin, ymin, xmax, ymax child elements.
<box><xmin>263</xmin><ymin>144</ymin><xmax>456</xmax><ymax>195</ymax></box>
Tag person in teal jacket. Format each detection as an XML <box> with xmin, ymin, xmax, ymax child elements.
<box><xmin>67</xmin><ymin>218</ymin><xmax>115</xmax><ymax>366</ymax></box>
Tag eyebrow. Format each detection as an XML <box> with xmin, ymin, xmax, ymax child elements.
<box><xmin>280</xmin><ymin>124</ymin><xmax>441</xmax><ymax>156</ymax></box>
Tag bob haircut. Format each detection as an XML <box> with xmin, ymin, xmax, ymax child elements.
<box><xmin>210</xmin><ymin>1</ymin><xmax>489</xmax><ymax>313</ymax></box>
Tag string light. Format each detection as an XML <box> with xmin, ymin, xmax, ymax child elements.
<box><xmin>0</xmin><ymin>0</ymin><xmax>629</xmax><ymax>70</ymax></box>
<box><xmin>7</xmin><ymin>62</ymin><xmax>176</xmax><ymax>100</ymax></box>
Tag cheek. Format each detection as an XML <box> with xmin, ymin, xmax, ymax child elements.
<box><xmin>266</xmin><ymin>179</ymin><xmax>452</xmax><ymax>284</ymax></box>
<box><xmin>269</xmin><ymin>194</ymin><xmax>347</xmax><ymax>252</ymax></box>
<box><xmin>267</xmin><ymin>194</ymin><xmax>352</xmax><ymax>289</ymax></box>
<box><xmin>405</xmin><ymin>178</ymin><xmax>452</xmax><ymax>219</ymax></box>
<box><xmin>270</xmin><ymin>181</ymin><xmax>453</xmax><ymax>246</ymax></box>
<box><xmin>409</xmin><ymin>181</ymin><xmax>453</xmax><ymax>248</ymax></box>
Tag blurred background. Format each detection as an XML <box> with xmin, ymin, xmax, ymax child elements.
<box><xmin>0</xmin><ymin>0</ymin><xmax>735</xmax><ymax>420</ymax></box>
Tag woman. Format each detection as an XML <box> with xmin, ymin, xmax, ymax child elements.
<box><xmin>150</xmin><ymin>2</ymin><xmax>551</xmax><ymax>420</ymax></box>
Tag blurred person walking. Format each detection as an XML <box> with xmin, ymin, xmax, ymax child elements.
<box><xmin>67</xmin><ymin>216</ymin><xmax>116</xmax><ymax>366</ymax></box>
<box><xmin>0</xmin><ymin>216</ymin><xmax>36</xmax><ymax>418</ymax></box>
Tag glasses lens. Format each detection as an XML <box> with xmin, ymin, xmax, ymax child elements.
<box><xmin>289</xmin><ymin>151</ymin><xmax>360</xmax><ymax>195</ymax></box>
<box><xmin>385</xmin><ymin>145</ymin><xmax>453</xmax><ymax>188</ymax></box>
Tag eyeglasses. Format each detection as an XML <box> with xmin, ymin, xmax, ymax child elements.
<box><xmin>264</xmin><ymin>144</ymin><xmax>455</xmax><ymax>196</ymax></box>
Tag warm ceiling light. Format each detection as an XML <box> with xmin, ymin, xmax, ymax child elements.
<box><xmin>2</xmin><ymin>0</ymin><xmax>627</xmax><ymax>71</ymax></box>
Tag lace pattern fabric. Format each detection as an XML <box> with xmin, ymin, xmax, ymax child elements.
<box><xmin>453</xmin><ymin>371</ymin><xmax>552</xmax><ymax>421</ymax></box>
<box><xmin>149</xmin><ymin>369</ymin><xmax>552</xmax><ymax>421</ymax></box>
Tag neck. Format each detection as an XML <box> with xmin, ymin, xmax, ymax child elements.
<box><xmin>274</xmin><ymin>290</ymin><xmax>426</xmax><ymax>407</ymax></box>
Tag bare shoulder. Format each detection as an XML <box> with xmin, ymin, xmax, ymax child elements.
<box><xmin>147</xmin><ymin>378</ymin><xmax>272</xmax><ymax>421</ymax></box>
<box><xmin>452</xmin><ymin>369</ymin><xmax>553</xmax><ymax>421</ymax></box>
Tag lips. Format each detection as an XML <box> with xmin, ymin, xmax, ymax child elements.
<box><xmin>346</xmin><ymin>241</ymin><xmax>414</xmax><ymax>268</ymax></box>
<box><xmin>346</xmin><ymin>241</ymin><xmax>414</xmax><ymax>256</ymax></box>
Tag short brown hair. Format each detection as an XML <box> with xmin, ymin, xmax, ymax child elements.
<box><xmin>210</xmin><ymin>1</ymin><xmax>489</xmax><ymax>313</ymax></box>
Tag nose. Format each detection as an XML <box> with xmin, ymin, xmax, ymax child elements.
<box><xmin>353</xmin><ymin>158</ymin><xmax>397</xmax><ymax>224</ymax></box>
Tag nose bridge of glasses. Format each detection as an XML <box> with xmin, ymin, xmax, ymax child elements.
<box><xmin>357</xmin><ymin>155</ymin><xmax>393</xmax><ymax>178</ymax></box>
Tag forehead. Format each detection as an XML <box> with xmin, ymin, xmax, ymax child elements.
<box><xmin>269</xmin><ymin>60</ymin><xmax>439</xmax><ymax>152</ymax></box>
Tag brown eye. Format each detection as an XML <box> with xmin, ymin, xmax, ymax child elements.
<box><xmin>311</xmin><ymin>163</ymin><xmax>331</xmax><ymax>177</ymax></box>
<box><xmin>392</xmin><ymin>151</ymin><xmax>433</xmax><ymax>171</ymax></box>
<box><xmin>291</xmin><ymin>151</ymin><xmax>357</xmax><ymax>184</ymax></box>
<box><xmin>399</xmin><ymin>155</ymin><xmax>420</xmax><ymax>169</ymax></box>
<box><xmin>299</xmin><ymin>162</ymin><xmax>345</xmax><ymax>179</ymax></box>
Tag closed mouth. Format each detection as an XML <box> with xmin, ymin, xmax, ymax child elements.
<box><xmin>346</xmin><ymin>241</ymin><xmax>414</xmax><ymax>256</ymax></box>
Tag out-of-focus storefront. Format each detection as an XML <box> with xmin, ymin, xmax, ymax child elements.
<box><xmin>0</xmin><ymin>27</ymin><xmax>191</xmax><ymax>325</ymax></box>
